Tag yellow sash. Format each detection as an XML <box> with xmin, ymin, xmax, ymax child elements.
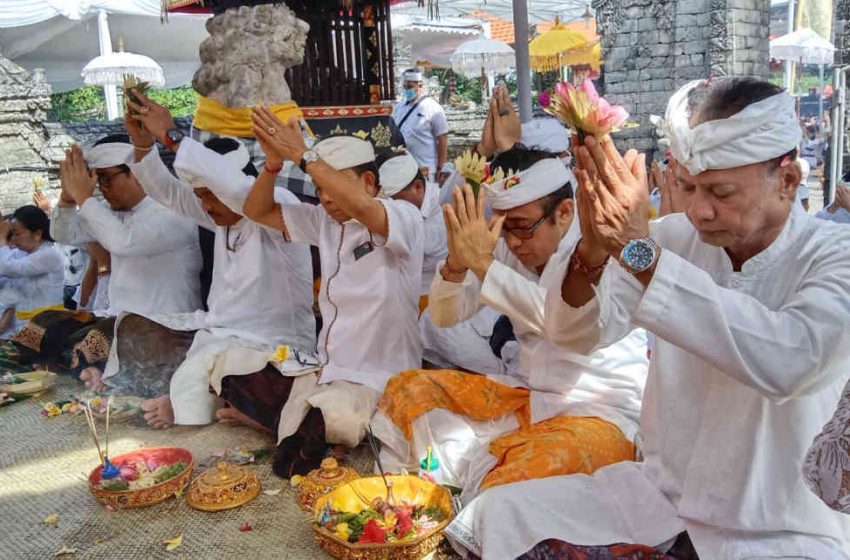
<box><xmin>193</xmin><ymin>96</ymin><xmax>309</xmax><ymax>138</ymax></box>
<box><xmin>16</xmin><ymin>303</ymin><xmax>65</xmax><ymax>321</ymax></box>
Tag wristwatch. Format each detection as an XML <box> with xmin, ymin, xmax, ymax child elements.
<box><xmin>299</xmin><ymin>150</ymin><xmax>320</xmax><ymax>173</ymax></box>
<box><xmin>620</xmin><ymin>238</ymin><xmax>659</xmax><ymax>274</ymax></box>
<box><xmin>164</xmin><ymin>128</ymin><xmax>185</xmax><ymax>151</ymax></box>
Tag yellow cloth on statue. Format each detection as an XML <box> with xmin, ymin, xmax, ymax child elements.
<box><xmin>378</xmin><ymin>369</ymin><xmax>532</xmax><ymax>441</ymax></box>
<box><xmin>15</xmin><ymin>304</ymin><xmax>66</xmax><ymax>321</ymax></box>
<box><xmin>480</xmin><ymin>415</ymin><xmax>636</xmax><ymax>490</ymax></box>
<box><xmin>193</xmin><ymin>96</ymin><xmax>310</xmax><ymax>138</ymax></box>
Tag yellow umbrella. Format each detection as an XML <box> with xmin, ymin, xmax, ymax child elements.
<box><xmin>529</xmin><ymin>23</ymin><xmax>600</xmax><ymax>72</ymax></box>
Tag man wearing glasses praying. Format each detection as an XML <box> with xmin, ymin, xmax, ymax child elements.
<box><xmin>372</xmin><ymin>147</ymin><xmax>649</xmax><ymax>503</ymax></box>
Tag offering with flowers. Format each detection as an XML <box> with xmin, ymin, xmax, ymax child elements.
<box><xmin>312</xmin><ymin>474</ymin><xmax>453</xmax><ymax>560</ymax></box>
<box><xmin>97</xmin><ymin>458</ymin><xmax>189</xmax><ymax>491</ymax></box>
<box><xmin>454</xmin><ymin>150</ymin><xmax>514</xmax><ymax>198</ymax></box>
<box><xmin>540</xmin><ymin>78</ymin><xmax>629</xmax><ymax>143</ymax></box>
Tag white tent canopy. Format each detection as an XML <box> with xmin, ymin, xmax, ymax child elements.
<box><xmin>393</xmin><ymin>14</ymin><xmax>486</xmax><ymax>68</ymax></box>
<box><xmin>390</xmin><ymin>0</ymin><xmax>588</xmax><ymax>23</ymax></box>
<box><xmin>0</xmin><ymin>1</ymin><xmax>208</xmax><ymax>93</ymax></box>
<box><xmin>770</xmin><ymin>27</ymin><xmax>835</xmax><ymax>65</ymax></box>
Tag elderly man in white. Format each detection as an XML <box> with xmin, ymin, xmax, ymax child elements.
<box><xmin>447</xmin><ymin>77</ymin><xmax>850</xmax><ymax>559</ymax></box>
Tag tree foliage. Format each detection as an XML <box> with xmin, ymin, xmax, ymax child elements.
<box><xmin>50</xmin><ymin>85</ymin><xmax>199</xmax><ymax>122</ymax></box>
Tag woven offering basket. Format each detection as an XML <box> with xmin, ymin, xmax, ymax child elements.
<box><xmin>88</xmin><ymin>447</ymin><xmax>193</xmax><ymax>509</ymax></box>
<box><xmin>312</xmin><ymin>475</ymin><xmax>454</xmax><ymax>560</ymax></box>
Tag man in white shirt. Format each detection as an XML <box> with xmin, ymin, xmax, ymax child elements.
<box><xmin>377</xmin><ymin>152</ymin><xmax>447</xmax><ymax>298</ymax></box>
<box><xmin>449</xmin><ymin>77</ymin><xmax>850</xmax><ymax>559</ymax></box>
<box><xmin>373</xmin><ymin>150</ymin><xmax>647</xmax><ymax>500</ymax></box>
<box><xmin>53</xmin><ymin>138</ymin><xmax>202</xmax><ymax>317</ymax></box>
<box><xmin>81</xmin><ymin>95</ymin><xmax>317</xmax><ymax>430</ymax></box>
<box><xmin>12</xmin><ymin>138</ymin><xmax>202</xmax><ymax>374</ymax></box>
<box><xmin>222</xmin><ymin>107</ymin><xmax>424</xmax><ymax>477</ymax></box>
<box><xmin>392</xmin><ymin>68</ymin><xmax>449</xmax><ymax>183</ymax></box>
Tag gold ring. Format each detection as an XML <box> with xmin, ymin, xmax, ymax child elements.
<box><xmin>268</xmin><ymin>127</ymin><xmax>276</xmax><ymax>135</ymax></box>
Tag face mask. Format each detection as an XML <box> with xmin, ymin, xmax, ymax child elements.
<box><xmin>403</xmin><ymin>88</ymin><xmax>417</xmax><ymax>101</ymax></box>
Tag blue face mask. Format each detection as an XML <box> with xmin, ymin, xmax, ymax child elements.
<box><xmin>403</xmin><ymin>88</ymin><xmax>417</xmax><ymax>101</ymax></box>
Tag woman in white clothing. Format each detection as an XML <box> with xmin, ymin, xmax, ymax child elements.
<box><xmin>0</xmin><ymin>205</ymin><xmax>65</xmax><ymax>337</ymax></box>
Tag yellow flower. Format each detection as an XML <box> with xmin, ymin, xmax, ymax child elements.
<box><xmin>91</xmin><ymin>396</ymin><xmax>102</xmax><ymax>409</ymax></box>
<box><xmin>334</xmin><ymin>522</ymin><xmax>352</xmax><ymax>541</ymax></box>
<box><xmin>272</xmin><ymin>345</ymin><xmax>289</xmax><ymax>363</ymax></box>
<box><xmin>454</xmin><ymin>150</ymin><xmax>488</xmax><ymax>185</ymax></box>
<box><xmin>382</xmin><ymin>510</ymin><xmax>398</xmax><ymax>530</ymax></box>
<box><xmin>290</xmin><ymin>474</ymin><xmax>303</xmax><ymax>487</ymax></box>
<box><xmin>32</xmin><ymin>177</ymin><xmax>45</xmax><ymax>190</ymax></box>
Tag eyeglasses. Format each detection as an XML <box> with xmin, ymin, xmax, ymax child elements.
<box><xmin>502</xmin><ymin>208</ymin><xmax>554</xmax><ymax>240</ymax></box>
<box><xmin>97</xmin><ymin>170</ymin><xmax>127</xmax><ymax>189</ymax></box>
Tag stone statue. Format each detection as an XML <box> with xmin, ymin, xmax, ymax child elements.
<box><xmin>192</xmin><ymin>2</ymin><xmax>310</xmax><ymax>108</ymax></box>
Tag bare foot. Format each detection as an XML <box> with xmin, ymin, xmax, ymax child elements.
<box><xmin>215</xmin><ymin>406</ymin><xmax>269</xmax><ymax>434</ymax></box>
<box><xmin>79</xmin><ymin>367</ymin><xmax>104</xmax><ymax>392</ymax></box>
<box><xmin>141</xmin><ymin>395</ymin><xmax>174</xmax><ymax>429</ymax></box>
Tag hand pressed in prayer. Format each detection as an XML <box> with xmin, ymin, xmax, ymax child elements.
<box><xmin>492</xmin><ymin>85</ymin><xmax>521</xmax><ymax>153</ymax></box>
<box><xmin>59</xmin><ymin>145</ymin><xmax>97</xmax><ymax>206</ymax></box>
<box><xmin>252</xmin><ymin>106</ymin><xmax>306</xmax><ymax>165</ymax></box>
<box><xmin>126</xmin><ymin>89</ymin><xmax>175</xmax><ymax>146</ymax></box>
<box><xmin>124</xmin><ymin>107</ymin><xmax>155</xmax><ymax>149</ymax></box>
<box><xmin>443</xmin><ymin>183</ymin><xmax>505</xmax><ymax>281</ymax></box>
<box><xmin>33</xmin><ymin>190</ymin><xmax>50</xmax><ymax>213</ymax></box>
<box><xmin>657</xmin><ymin>160</ymin><xmax>681</xmax><ymax>217</ymax></box>
<box><xmin>574</xmin><ymin>135</ymin><xmax>649</xmax><ymax>258</ymax></box>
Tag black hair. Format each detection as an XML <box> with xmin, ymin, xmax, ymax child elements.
<box><xmin>203</xmin><ymin>137</ymin><xmax>258</xmax><ymax>177</ymax></box>
<box><xmin>491</xmin><ymin>145</ymin><xmax>575</xmax><ymax>216</ymax></box>
<box><xmin>351</xmin><ymin>161</ymin><xmax>379</xmax><ymax>183</ymax></box>
<box><xmin>12</xmin><ymin>205</ymin><xmax>53</xmax><ymax>242</ymax></box>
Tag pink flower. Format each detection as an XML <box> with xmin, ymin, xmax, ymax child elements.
<box><xmin>537</xmin><ymin>91</ymin><xmax>551</xmax><ymax>108</ymax></box>
<box><xmin>544</xmin><ymin>78</ymin><xmax>629</xmax><ymax>142</ymax></box>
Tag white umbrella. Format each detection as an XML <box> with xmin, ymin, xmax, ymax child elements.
<box><xmin>450</xmin><ymin>36</ymin><xmax>515</xmax><ymax>77</ymax></box>
<box><xmin>770</xmin><ymin>27</ymin><xmax>834</xmax><ymax>65</ymax></box>
<box><xmin>770</xmin><ymin>27</ymin><xmax>835</xmax><ymax>120</ymax></box>
<box><xmin>82</xmin><ymin>48</ymin><xmax>165</xmax><ymax>87</ymax></box>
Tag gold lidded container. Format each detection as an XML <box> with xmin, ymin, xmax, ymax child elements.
<box><xmin>186</xmin><ymin>461</ymin><xmax>261</xmax><ymax>512</ymax></box>
<box><xmin>297</xmin><ymin>457</ymin><xmax>359</xmax><ymax>512</ymax></box>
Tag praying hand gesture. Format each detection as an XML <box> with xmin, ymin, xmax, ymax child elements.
<box><xmin>442</xmin><ymin>183</ymin><xmax>506</xmax><ymax>282</ymax></box>
<box><xmin>125</xmin><ymin>89</ymin><xmax>174</xmax><ymax>147</ymax></box>
<box><xmin>59</xmin><ymin>145</ymin><xmax>97</xmax><ymax>206</ymax></box>
<box><xmin>33</xmin><ymin>190</ymin><xmax>50</xmax><ymax>213</ymax></box>
<box><xmin>477</xmin><ymin>86</ymin><xmax>521</xmax><ymax>158</ymax></box>
<box><xmin>252</xmin><ymin>106</ymin><xmax>306</xmax><ymax>167</ymax></box>
<box><xmin>573</xmin><ymin>135</ymin><xmax>650</xmax><ymax>260</ymax></box>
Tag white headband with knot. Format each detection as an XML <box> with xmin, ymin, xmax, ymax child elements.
<box><xmin>483</xmin><ymin>158</ymin><xmax>575</xmax><ymax>210</ymax></box>
<box><xmin>664</xmin><ymin>80</ymin><xmax>802</xmax><ymax>175</ymax></box>
<box><xmin>84</xmin><ymin>142</ymin><xmax>135</xmax><ymax>169</ymax></box>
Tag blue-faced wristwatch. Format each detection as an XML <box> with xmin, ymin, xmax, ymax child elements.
<box><xmin>620</xmin><ymin>238</ymin><xmax>659</xmax><ymax>274</ymax></box>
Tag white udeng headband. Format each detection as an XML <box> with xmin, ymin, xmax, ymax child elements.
<box><xmin>664</xmin><ymin>80</ymin><xmax>802</xmax><ymax>175</ymax></box>
<box><xmin>483</xmin><ymin>158</ymin><xmax>575</xmax><ymax>210</ymax></box>
<box><xmin>84</xmin><ymin>142</ymin><xmax>135</xmax><ymax>169</ymax></box>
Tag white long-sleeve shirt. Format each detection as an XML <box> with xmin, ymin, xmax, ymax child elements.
<box><xmin>0</xmin><ymin>243</ymin><xmax>64</xmax><ymax>333</ymax></box>
<box><xmin>281</xmin><ymin>198</ymin><xmax>424</xmax><ymax>391</ymax></box>
<box><xmin>543</xmin><ymin>205</ymin><xmax>850</xmax><ymax>557</ymax></box>
<box><xmin>51</xmin><ymin>196</ymin><xmax>202</xmax><ymax>317</ymax></box>
<box><xmin>128</xmin><ymin>138</ymin><xmax>316</xmax><ymax>351</ymax></box>
<box><xmin>428</xmin><ymin>231</ymin><xmax>647</xmax><ymax>439</ymax></box>
<box><xmin>420</xmin><ymin>181</ymin><xmax>448</xmax><ymax>296</ymax></box>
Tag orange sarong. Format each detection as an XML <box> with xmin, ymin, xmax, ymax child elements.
<box><xmin>379</xmin><ymin>369</ymin><xmax>635</xmax><ymax>490</ymax></box>
<box><xmin>379</xmin><ymin>369</ymin><xmax>532</xmax><ymax>440</ymax></box>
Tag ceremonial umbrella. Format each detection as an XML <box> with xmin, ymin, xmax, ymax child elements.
<box><xmin>770</xmin><ymin>27</ymin><xmax>835</xmax><ymax>119</ymax></box>
<box><xmin>451</xmin><ymin>36</ymin><xmax>515</xmax><ymax>97</ymax></box>
<box><xmin>528</xmin><ymin>22</ymin><xmax>599</xmax><ymax>73</ymax></box>
<box><xmin>82</xmin><ymin>43</ymin><xmax>165</xmax><ymax>88</ymax></box>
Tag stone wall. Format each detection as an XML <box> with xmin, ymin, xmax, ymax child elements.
<box><xmin>594</xmin><ymin>0</ymin><xmax>771</xmax><ymax>158</ymax></box>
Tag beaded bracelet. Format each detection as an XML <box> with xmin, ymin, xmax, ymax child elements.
<box><xmin>570</xmin><ymin>250</ymin><xmax>610</xmax><ymax>279</ymax></box>
<box><xmin>264</xmin><ymin>161</ymin><xmax>283</xmax><ymax>175</ymax></box>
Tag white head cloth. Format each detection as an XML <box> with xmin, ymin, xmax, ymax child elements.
<box><xmin>379</xmin><ymin>153</ymin><xmax>419</xmax><ymax>197</ymax></box>
<box><xmin>484</xmin><ymin>158</ymin><xmax>575</xmax><ymax>210</ymax></box>
<box><xmin>182</xmin><ymin>138</ymin><xmax>253</xmax><ymax>188</ymax></box>
<box><xmin>403</xmin><ymin>69</ymin><xmax>423</xmax><ymax>82</ymax></box>
<box><xmin>798</xmin><ymin>158</ymin><xmax>811</xmax><ymax>184</ymax></box>
<box><xmin>314</xmin><ymin>136</ymin><xmax>375</xmax><ymax>170</ymax></box>
<box><xmin>84</xmin><ymin>142</ymin><xmax>135</xmax><ymax>169</ymax></box>
<box><xmin>664</xmin><ymin>80</ymin><xmax>802</xmax><ymax>175</ymax></box>
<box><xmin>521</xmin><ymin>119</ymin><xmax>570</xmax><ymax>153</ymax></box>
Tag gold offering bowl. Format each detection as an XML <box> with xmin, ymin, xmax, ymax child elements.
<box><xmin>186</xmin><ymin>460</ymin><xmax>261</xmax><ymax>511</ymax></box>
<box><xmin>298</xmin><ymin>457</ymin><xmax>360</xmax><ymax>512</ymax></box>
<box><xmin>312</xmin><ymin>475</ymin><xmax>454</xmax><ymax>560</ymax></box>
<box><xmin>88</xmin><ymin>446</ymin><xmax>193</xmax><ymax>509</ymax></box>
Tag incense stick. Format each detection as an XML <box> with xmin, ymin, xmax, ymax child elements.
<box><xmin>83</xmin><ymin>400</ymin><xmax>105</xmax><ymax>465</ymax></box>
<box><xmin>104</xmin><ymin>396</ymin><xmax>112</xmax><ymax>459</ymax></box>
<box><xmin>366</xmin><ymin>425</ymin><xmax>394</xmax><ymax>505</ymax></box>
